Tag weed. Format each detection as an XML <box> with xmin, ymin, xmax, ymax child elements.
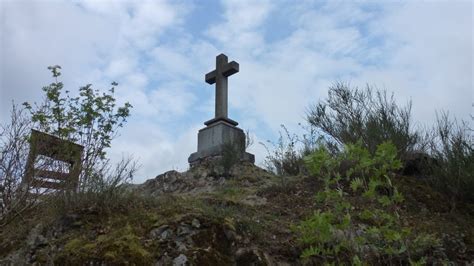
<box><xmin>261</xmin><ymin>125</ymin><xmax>302</xmax><ymax>176</ymax></box>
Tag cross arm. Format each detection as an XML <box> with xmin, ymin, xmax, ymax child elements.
<box><xmin>222</xmin><ymin>61</ymin><xmax>239</xmax><ymax>77</ymax></box>
<box><xmin>205</xmin><ymin>60</ymin><xmax>239</xmax><ymax>84</ymax></box>
<box><xmin>205</xmin><ymin>70</ymin><xmax>217</xmax><ymax>84</ymax></box>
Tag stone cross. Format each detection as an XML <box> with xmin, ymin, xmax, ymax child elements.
<box><xmin>188</xmin><ymin>53</ymin><xmax>255</xmax><ymax>165</ymax></box>
<box><xmin>205</xmin><ymin>54</ymin><xmax>239</xmax><ymax>124</ymax></box>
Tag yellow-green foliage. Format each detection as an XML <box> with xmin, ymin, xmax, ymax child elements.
<box><xmin>297</xmin><ymin>141</ymin><xmax>439</xmax><ymax>264</ymax></box>
<box><xmin>57</xmin><ymin>224</ymin><xmax>151</xmax><ymax>264</ymax></box>
<box><xmin>216</xmin><ymin>185</ymin><xmax>248</xmax><ymax>202</ymax></box>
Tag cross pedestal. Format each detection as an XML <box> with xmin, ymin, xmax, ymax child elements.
<box><xmin>188</xmin><ymin>54</ymin><xmax>255</xmax><ymax>165</ymax></box>
<box><xmin>188</xmin><ymin>120</ymin><xmax>254</xmax><ymax>165</ymax></box>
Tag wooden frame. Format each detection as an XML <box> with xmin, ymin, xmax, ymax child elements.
<box><xmin>23</xmin><ymin>130</ymin><xmax>83</xmax><ymax>191</ymax></box>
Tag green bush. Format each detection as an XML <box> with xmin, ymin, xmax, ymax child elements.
<box><xmin>296</xmin><ymin>141</ymin><xmax>439</xmax><ymax>264</ymax></box>
<box><xmin>307</xmin><ymin>83</ymin><xmax>421</xmax><ymax>157</ymax></box>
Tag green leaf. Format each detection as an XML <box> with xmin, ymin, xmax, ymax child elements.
<box><xmin>350</xmin><ymin>177</ymin><xmax>363</xmax><ymax>192</ymax></box>
<box><xmin>352</xmin><ymin>255</ymin><xmax>363</xmax><ymax>266</ymax></box>
<box><xmin>378</xmin><ymin>195</ymin><xmax>392</xmax><ymax>207</ymax></box>
<box><xmin>301</xmin><ymin>246</ymin><xmax>321</xmax><ymax>258</ymax></box>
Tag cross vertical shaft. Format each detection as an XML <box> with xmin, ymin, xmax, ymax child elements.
<box><xmin>205</xmin><ymin>53</ymin><xmax>239</xmax><ymax>123</ymax></box>
<box><xmin>215</xmin><ymin>54</ymin><xmax>228</xmax><ymax>118</ymax></box>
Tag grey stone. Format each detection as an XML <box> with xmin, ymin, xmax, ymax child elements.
<box><xmin>188</xmin><ymin>121</ymin><xmax>255</xmax><ymax>164</ymax></box>
<box><xmin>235</xmin><ymin>247</ymin><xmax>274</xmax><ymax>265</ymax></box>
<box><xmin>175</xmin><ymin>240</ymin><xmax>187</xmax><ymax>252</ymax></box>
<box><xmin>149</xmin><ymin>225</ymin><xmax>171</xmax><ymax>239</ymax></box>
<box><xmin>173</xmin><ymin>254</ymin><xmax>188</xmax><ymax>266</ymax></box>
<box><xmin>161</xmin><ymin>229</ymin><xmax>173</xmax><ymax>240</ymax></box>
<box><xmin>198</xmin><ymin>121</ymin><xmax>244</xmax><ymax>152</ymax></box>
<box><xmin>189</xmin><ymin>121</ymin><xmax>242</xmax><ymax>160</ymax></box>
<box><xmin>155</xmin><ymin>254</ymin><xmax>172</xmax><ymax>266</ymax></box>
<box><xmin>177</xmin><ymin>224</ymin><xmax>192</xmax><ymax>236</ymax></box>
<box><xmin>26</xmin><ymin>224</ymin><xmax>46</xmax><ymax>248</ymax></box>
<box><xmin>191</xmin><ymin>218</ymin><xmax>201</xmax><ymax>228</ymax></box>
<box><xmin>223</xmin><ymin>227</ymin><xmax>237</xmax><ymax>242</ymax></box>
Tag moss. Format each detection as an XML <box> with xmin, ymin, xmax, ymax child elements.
<box><xmin>56</xmin><ymin>224</ymin><xmax>152</xmax><ymax>264</ymax></box>
<box><xmin>215</xmin><ymin>186</ymin><xmax>248</xmax><ymax>202</ymax></box>
<box><xmin>34</xmin><ymin>249</ymin><xmax>51</xmax><ymax>264</ymax></box>
<box><xmin>58</xmin><ymin>237</ymin><xmax>97</xmax><ymax>263</ymax></box>
<box><xmin>64</xmin><ymin>238</ymin><xmax>83</xmax><ymax>251</ymax></box>
<box><xmin>96</xmin><ymin>224</ymin><xmax>151</xmax><ymax>263</ymax></box>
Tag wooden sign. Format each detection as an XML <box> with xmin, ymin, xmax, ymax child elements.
<box><xmin>23</xmin><ymin>130</ymin><xmax>83</xmax><ymax>191</ymax></box>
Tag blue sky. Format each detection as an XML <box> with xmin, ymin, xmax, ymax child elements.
<box><xmin>1</xmin><ymin>0</ymin><xmax>472</xmax><ymax>182</ymax></box>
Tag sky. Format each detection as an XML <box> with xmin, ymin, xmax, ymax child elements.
<box><xmin>1</xmin><ymin>0</ymin><xmax>472</xmax><ymax>183</ymax></box>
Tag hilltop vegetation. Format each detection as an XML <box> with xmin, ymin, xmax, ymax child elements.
<box><xmin>0</xmin><ymin>70</ymin><xmax>472</xmax><ymax>264</ymax></box>
<box><xmin>0</xmin><ymin>157</ymin><xmax>472</xmax><ymax>264</ymax></box>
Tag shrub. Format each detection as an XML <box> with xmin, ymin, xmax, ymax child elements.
<box><xmin>429</xmin><ymin>112</ymin><xmax>474</xmax><ymax>206</ymax></box>
<box><xmin>306</xmin><ymin>82</ymin><xmax>472</xmax><ymax>206</ymax></box>
<box><xmin>307</xmin><ymin>83</ymin><xmax>421</xmax><ymax>157</ymax></box>
<box><xmin>296</xmin><ymin>142</ymin><xmax>439</xmax><ymax>264</ymax></box>
<box><xmin>0</xmin><ymin>104</ymin><xmax>34</xmax><ymax>226</ymax></box>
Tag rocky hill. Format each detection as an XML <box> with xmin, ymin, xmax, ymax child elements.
<box><xmin>1</xmin><ymin>160</ymin><xmax>473</xmax><ymax>265</ymax></box>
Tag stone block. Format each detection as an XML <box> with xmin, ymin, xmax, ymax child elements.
<box><xmin>188</xmin><ymin>120</ymin><xmax>255</xmax><ymax>164</ymax></box>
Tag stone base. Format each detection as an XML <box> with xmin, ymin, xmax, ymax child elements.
<box><xmin>188</xmin><ymin>153</ymin><xmax>255</xmax><ymax>168</ymax></box>
<box><xmin>188</xmin><ymin>120</ymin><xmax>255</xmax><ymax>165</ymax></box>
<box><xmin>204</xmin><ymin>116</ymin><xmax>238</xmax><ymax>126</ymax></box>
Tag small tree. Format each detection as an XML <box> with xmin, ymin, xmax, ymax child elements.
<box><xmin>23</xmin><ymin>66</ymin><xmax>132</xmax><ymax>191</ymax></box>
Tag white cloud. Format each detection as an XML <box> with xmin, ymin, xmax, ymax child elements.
<box><xmin>354</xmin><ymin>1</ymin><xmax>473</xmax><ymax>125</ymax></box>
<box><xmin>0</xmin><ymin>1</ymin><xmax>117</xmax><ymax>117</ymax></box>
<box><xmin>105</xmin><ymin>57</ymin><xmax>138</xmax><ymax>78</ymax></box>
<box><xmin>206</xmin><ymin>0</ymin><xmax>272</xmax><ymax>56</ymax></box>
<box><xmin>78</xmin><ymin>0</ymin><xmax>187</xmax><ymax>50</ymax></box>
<box><xmin>150</xmin><ymin>46</ymin><xmax>202</xmax><ymax>82</ymax></box>
<box><xmin>150</xmin><ymin>83</ymin><xmax>196</xmax><ymax>118</ymax></box>
<box><xmin>109</xmin><ymin>120</ymin><xmax>200</xmax><ymax>182</ymax></box>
